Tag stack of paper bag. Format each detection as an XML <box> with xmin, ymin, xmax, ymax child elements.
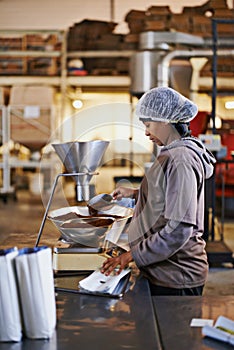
<box><xmin>15</xmin><ymin>246</ymin><xmax>56</xmax><ymax>339</ymax></box>
<box><xmin>79</xmin><ymin>268</ymin><xmax>131</xmax><ymax>294</ymax></box>
<box><xmin>0</xmin><ymin>248</ymin><xmax>22</xmax><ymax>342</ymax></box>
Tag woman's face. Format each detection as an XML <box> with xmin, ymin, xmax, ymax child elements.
<box><xmin>143</xmin><ymin>121</ymin><xmax>169</xmax><ymax>146</ymax></box>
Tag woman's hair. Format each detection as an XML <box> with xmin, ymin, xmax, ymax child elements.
<box><xmin>172</xmin><ymin>122</ymin><xmax>191</xmax><ymax>137</ymax></box>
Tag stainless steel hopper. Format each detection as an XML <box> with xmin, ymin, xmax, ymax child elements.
<box><xmin>53</xmin><ymin>141</ymin><xmax>109</xmax><ymax>201</ymax></box>
<box><xmin>35</xmin><ymin>140</ymin><xmax>109</xmax><ymax>246</ymax></box>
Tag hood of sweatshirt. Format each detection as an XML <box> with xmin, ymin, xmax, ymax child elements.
<box><xmin>163</xmin><ymin>136</ymin><xmax>216</xmax><ymax>179</ymax></box>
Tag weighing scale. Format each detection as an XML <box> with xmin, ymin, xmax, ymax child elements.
<box><xmin>35</xmin><ymin>140</ymin><xmax>132</xmax><ymax>273</ymax></box>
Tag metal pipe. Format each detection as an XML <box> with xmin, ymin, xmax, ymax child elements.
<box><xmin>210</xmin><ymin>19</ymin><xmax>218</xmax><ymax>239</ymax></box>
<box><xmin>35</xmin><ymin>171</ymin><xmax>97</xmax><ymax>247</ymax></box>
<box><xmin>157</xmin><ymin>49</ymin><xmax>234</xmax><ymax>87</ymax></box>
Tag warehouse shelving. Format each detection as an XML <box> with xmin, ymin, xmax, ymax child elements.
<box><xmin>0</xmin><ymin>84</ymin><xmax>59</xmax><ymax>200</ymax></box>
<box><xmin>0</xmin><ymin>30</ymin><xmax>59</xmax><ymax>198</ymax></box>
<box><xmin>0</xmin><ymin>29</ymin><xmax>64</xmax><ymax>76</ymax></box>
<box><xmin>0</xmin><ymin>29</ymin><xmax>133</xmax><ymax>199</ymax></box>
<box><xmin>0</xmin><ymin>29</ymin><xmax>133</xmax><ymax>88</ymax></box>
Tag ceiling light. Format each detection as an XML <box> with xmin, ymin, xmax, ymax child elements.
<box><xmin>225</xmin><ymin>101</ymin><xmax>234</xmax><ymax>109</ymax></box>
<box><xmin>72</xmin><ymin>99</ymin><xmax>83</xmax><ymax>109</ymax></box>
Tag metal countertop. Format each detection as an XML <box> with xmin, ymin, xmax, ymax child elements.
<box><xmin>0</xmin><ymin>275</ymin><xmax>161</xmax><ymax>350</ymax></box>
<box><xmin>1</xmin><ymin>275</ymin><xmax>234</xmax><ymax>350</ymax></box>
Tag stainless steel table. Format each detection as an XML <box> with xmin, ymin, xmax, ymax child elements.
<box><xmin>0</xmin><ymin>275</ymin><xmax>161</xmax><ymax>350</ymax></box>
<box><xmin>53</xmin><ymin>275</ymin><xmax>161</xmax><ymax>350</ymax></box>
<box><xmin>0</xmin><ymin>275</ymin><xmax>234</xmax><ymax>350</ymax></box>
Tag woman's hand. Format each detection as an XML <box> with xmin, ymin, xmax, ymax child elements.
<box><xmin>112</xmin><ymin>186</ymin><xmax>138</xmax><ymax>201</ymax></box>
<box><xmin>101</xmin><ymin>251</ymin><xmax>133</xmax><ymax>276</ymax></box>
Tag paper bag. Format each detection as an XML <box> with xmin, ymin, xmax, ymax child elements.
<box><xmin>79</xmin><ymin>268</ymin><xmax>131</xmax><ymax>295</ymax></box>
<box><xmin>15</xmin><ymin>247</ymin><xmax>56</xmax><ymax>339</ymax></box>
<box><xmin>202</xmin><ymin>316</ymin><xmax>234</xmax><ymax>346</ymax></box>
<box><xmin>0</xmin><ymin>247</ymin><xmax>22</xmax><ymax>342</ymax></box>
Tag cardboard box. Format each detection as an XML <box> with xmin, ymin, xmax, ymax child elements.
<box><xmin>9</xmin><ymin>86</ymin><xmax>55</xmax><ymax>151</ymax></box>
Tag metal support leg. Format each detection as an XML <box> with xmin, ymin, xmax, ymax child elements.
<box><xmin>35</xmin><ymin>173</ymin><xmax>61</xmax><ymax>247</ymax></box>
<box><xmin>35</xmin><ymin>171</ymin><xmax>97</xmax><ymax>247</ymax></box>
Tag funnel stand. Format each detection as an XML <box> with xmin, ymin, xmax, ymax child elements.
<box><xmin>35</xmin><ymin>171</ymin><xmax>98</xmax><ymax>247</ymax></box>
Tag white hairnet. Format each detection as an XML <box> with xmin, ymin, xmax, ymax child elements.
<box><xmin>135</xmin><ymin>87</ymin><xmax>198</xmax><ymax>123</ymax></box>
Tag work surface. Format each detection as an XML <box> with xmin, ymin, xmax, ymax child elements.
<box><xmin>153</xmin><ymin>295</ymin><xmax>234</xmax><ymax>350</ymax></box>
<box><xmin>0</xmin><ymin>274</ymin><xmax>234</xmax><ymax>350</ymax></box>
<box><xmin>1</xmin><ymin>231</ymin><xmax>234</xmax><ymax>349</ymax></box>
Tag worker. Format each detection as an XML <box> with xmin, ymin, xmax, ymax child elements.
<box><xmin>101</xmin><ymin>86</ymin><xmax>216</xmax><ymax>296</ymax></box>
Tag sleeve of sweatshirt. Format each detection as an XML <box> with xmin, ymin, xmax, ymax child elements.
<box><xmin>164</xmin><ymin>160</ymin><xmax>198</xmax><ymax>226</ymax></box>
<box><xmin>130</xmin><ymin>220</ymin><xmax>193</xmax><ymax>268</ymax></box>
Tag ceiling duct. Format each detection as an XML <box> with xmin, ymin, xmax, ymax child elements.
<box><xmin>130</xmin><ymin>51</ymin><xmax>165</xmax><ymax>97</ymax></box>
<box><xmin>129</xmin><ymin>31</ymin><xmax>205</xmax><ymax>97</ymax></box>
<box><xmin>130</xmin><ymin>31</ymin><xmax>234</xmax><ymax>97</ymax></box>
<box><xmin>139</xmin><ymin>31</ymin><xmax>204</xmax><ymax>51</ymax></box>
<box><xmin>157</xmin><ymin>49</ymin><xmax>234</xmax><ymax>89</ymax></box>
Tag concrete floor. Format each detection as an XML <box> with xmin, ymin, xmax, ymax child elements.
<box><xmin>0</xmin><ymin>169</ymin><xmax>234</xmax><ymax>296</ymax></box>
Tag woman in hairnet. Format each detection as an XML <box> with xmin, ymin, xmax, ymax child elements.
<box><xmin>101</xmin><ymin>86</ymin><xmax>216</xmax><ymax>296</ymax></box>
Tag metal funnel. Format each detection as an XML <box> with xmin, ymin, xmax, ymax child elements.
<box><xmin>52</xmin><ymin>140</ymin><xmax>109</xmax><ymax>201</ymax></box>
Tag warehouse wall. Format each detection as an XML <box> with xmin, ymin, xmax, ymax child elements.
<box><xmin>0</xmin><ymin>0</ymin><xmax>232</xmax><ymax>31</ymax></box>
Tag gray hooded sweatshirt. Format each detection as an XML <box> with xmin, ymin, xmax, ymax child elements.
<box><xmin>129</xmin><ymin>137</ymin><xmax>216</xmax><ymax>289</ymax></box>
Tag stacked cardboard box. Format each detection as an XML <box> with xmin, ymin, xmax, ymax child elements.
<box><xmin>191</xmin><ymin>15</ymin><xmax>213</xmax><ymax>37</ymax></box>
<box><xmin>200</xmin><ymin>57</ymin><xmax>234</xmax><ymax>77</ymax></box>
<box><xmin>183</xmin><ymin>0</ymin><xmax>227</xmax><ymax>15</ymax></box>
<box><xmin>0</xmin><ymin>37</ymin><xmax>23</xmax><ymax>75</ymax></box>
<box><xmin>81</xmin><ymin>57</ymin><xmax>129</xmax><ymax>76</ymax></box>
<box><xmin>27</xmin><ymin>58</ymin><xmax>60</xmax><ymax>76</ymax></box>
<box><xmin>0</xmin><ymin>34</ymin><xmax>61</xmax><ymax>76</ymax></box>
<box><xmin>182</xmin><ymin>0</ymin><xmax>234</xmax><ymax>36</ymax></box>
<box><xmin>0</xmin><ymin>58</ymin><xmax>23</xmax><ymax>75</ymax></box>
<box><xmin>125</xmin><ymin>7</ymin><xmax>171</xmax><ymax>33</ymax></box>
<box><xmin>67</xmin><ymin>19</ymin><xmax>117</xmax><ymax>51</ymax></box>
<box><xmin>67</xmin><ymin>19</ymin><xmax>133</xmax><ymax>75</ymax></box>
<box><xmin>0</xmin><ymin>37</ymin><xmax>22</xmax><ymax>50</ymax></box>
<box><xmin>124</xmin><ymin>10</ymin><xmax>146</xmax><ymax>34</ymax></box>
<box><xmin>125</xmin><ymin>0</ymin><xmax>234</xmax><ymax>37</ymax></box>
<box><xmin>144</xmin><ymin>6</ymin><xmax>171</xmax><ymax>32</ymax></box>
<box><xmin>24</xmin><ymin>34</ymin><xmax>60</xmax><ymax>51</ymax></box>
<box><xmin>170</xmin><ymin>14</ymin><xmax>192</xmax><ymax>34</ymax></box>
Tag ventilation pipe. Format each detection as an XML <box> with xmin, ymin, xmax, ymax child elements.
<box><xmin>190</xmin><ymin>57</ymin><xmax>209</xmax><ymax>101</ymax></box>
<box><xmin>157</xmin><ymin>49</ymin><xmax>234</xmax><ymax>90</ymax></box>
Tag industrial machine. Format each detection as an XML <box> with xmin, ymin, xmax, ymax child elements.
<box><xmin>35</xmin><ymin>140</ymin><xmax>132</xmax><ymax>272</ymax></box>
